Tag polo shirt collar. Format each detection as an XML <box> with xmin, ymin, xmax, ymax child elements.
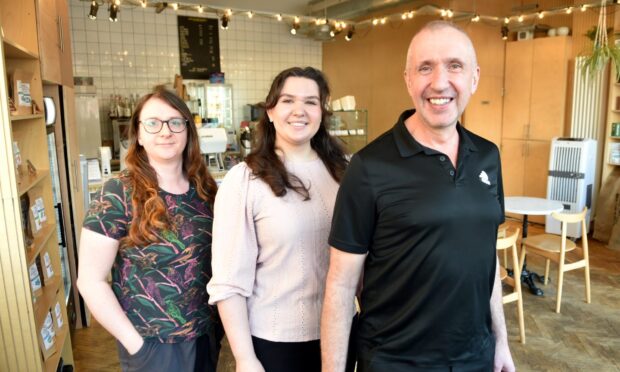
<box><xmin>393</xmin><ymin>109</ymin><xmax>479</xmax><ymax>158</ymax></box>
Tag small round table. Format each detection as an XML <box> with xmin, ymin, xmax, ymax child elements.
<box><xmin>505</xmin><ymin>196</ymin><xmax>564</xmax><ymax>296</ymax></box>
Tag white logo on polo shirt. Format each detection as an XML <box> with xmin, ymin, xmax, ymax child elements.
<box><xmin>479</xmin><ymin>171</ymin><xmax>491</xmax><ymax>185</ymax></box>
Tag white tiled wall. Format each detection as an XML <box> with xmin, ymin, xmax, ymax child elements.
<box><xmin>69</xmin><ymin>0</ymin><xmax>322</xmax><ymax>129</ymax></box>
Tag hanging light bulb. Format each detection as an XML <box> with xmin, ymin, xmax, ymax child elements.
<box><xmin>407</xmin><ymin>11</ymin><xmax>414</xmax><ymax>19</ymax></box>
<box><xmin>247</xmin><ymin>11</ymin><xmax>253</xmax><ymax>19</ymax></box>
<box><xmin>171</xmin><ymin>3</ymin><xmax>178</xmax><ymax>11</ymax></box>
<box><xmin>581</xmin><ymin>4</ymin><xmax>587</xmax><ymax>12</ymax></box>
<box><xmin>345</xmin><ymin>26</ymin><xmax>355</xmax><ymax>41</ymax></box>
<box><xmin>372</xmin><ymin>18</ymin><xmax>379</xmax><ymax>26</ymax></box>
<box><xmin>472</xmin><ymin>14</ymin><xmax>480</xmax><ymax>22</ymax></box>
<box><xmin>380</xmin><ymin>17</ymin><xmax>387</xmax><ymax>24</ymax></box>
<box><xmin>221</xmin><ymin>14</ymin><xmax>229</xmax><ymax>29</ymax></box>
<box><xmin>276</xmin><ymin>14</ymin><xmax>282</xmax><ymax>21</ymax></box>
<box><xmin>290</xmin><ymin>16</ymin><xmax>300</xmax><ymax>35</ymax></box>
<box><xmin>88</xmin><ymin>1</ymin><xmax>99</xmax><ymax>20</ymax></box>
<box><xmin>537</xmin><ymin>11</ymin><xmax>544</xmax><ymax>19</ymax></box>
<box><xmin>197</xmin><ymin>5</ymin><xmax>203</xmax><ymax>13</ymax></box>
<box><xmin>504</xmin><ymin>17</ymin><xmax>510</xmax><ymax>24</ymax></box>
<box><xmin>566</xmin><ymin>7</ymin><xmax>572</xmax><ymax>14</ymax></box>
<box><xmin>518</xmin><ymin>14</ymin><xmax>524</xmax><ymax>23</ymax></box>
<box><xmin>446</xmin><ymin>9</ymin><xmax>453</xmax><ymax>18</ymax></box>
<box><xmin>501</xmin><ymin>26</ymin><xmax>509</xmax><ymax>40</ymax></box>
<box><xmin>401</xmin><ymin>12</ymin><xmax>407</xmax><ymax>20</ymax></box>
<box><xmin>140</xmin><ymin>0</ymin><xmax>147</xmax><ymax>8</ymax></box>
<box><xmin>109</xmin><ymin>2</ymin><xmax>119</xmax><ymax>22</ymax></box>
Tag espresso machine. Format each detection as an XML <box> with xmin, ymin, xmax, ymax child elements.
<box><xmin>198</xmin><ymin>127</ymin><xmax>227</xmax><ymax>171</ymax></box>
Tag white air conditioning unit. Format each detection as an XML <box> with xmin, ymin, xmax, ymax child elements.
<box><xmin>545</xmin><ymin>138</ymin><xmax>597</xmax><ymax>238</ymax></box>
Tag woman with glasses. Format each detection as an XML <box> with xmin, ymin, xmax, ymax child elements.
<box><xmin>77</xmin><ymin>87</ymin><xmax>221</xmax><ymax>371</ymax></box>
<box><xmin>207</xmin><ymin>67</ymin><xmax>354</xmax><ymax>372</ymax></box>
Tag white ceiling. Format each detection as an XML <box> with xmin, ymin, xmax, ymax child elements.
<box><xmin>180</xmin><ymin>0</ymin><xmax>311</xmax><ymax>15</ymax></box>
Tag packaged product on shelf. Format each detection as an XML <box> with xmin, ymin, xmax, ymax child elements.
<box><xmin>19</xmin><ymin>193</ymin><xmax>34</xmax><ymax>249</ymax></box>
<box><xmin>28</xmin><ymin>262</ymin><xmax>42</xmax><ymax>296</ymax></box>
<box><xmin>43</xmin><ymin>252</ymin><xmax>54</xmax><ymax>279</ymax></box>
<box><xmin>30</xmin><ymin>197</ymin><xmax>46</xmax><ymax>233</ymax></box>
<box><xmin>38</xmin><ymin>311</ymin><xmax>56</xmax><ymax>360</ymax></box>
<box><xmin>53</xmin><ymin>302</ymin><xmax>63</xmax><ymax>330</ymax></box>
<box><xmin>10</xmin><ymin>69</ymin><xmax>33</xmax><ymax>115</ymax></box>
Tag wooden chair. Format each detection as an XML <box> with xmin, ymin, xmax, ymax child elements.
<box><xmin>497</xmin><ymin>228</ymin><xmax>525</xmax><ymax>344</ymax></box>
<box><xmin>521</xmin><ymin>207</ymin><xmax>591</xmax><ymax>313</ymax></box>
<box><xmin>498</xmin><ymin>222</ymin><xmax>509</xmax><ymax>267</ymax></box>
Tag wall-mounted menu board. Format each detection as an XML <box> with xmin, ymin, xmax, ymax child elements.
<box><xmin>178</xmin><ymin>16</ymin><xmax>221</xmax><ymax>79</ymax></box>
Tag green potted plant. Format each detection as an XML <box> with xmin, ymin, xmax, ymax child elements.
<box><xmin>581</xmin><ymin>1</ymin><xmax>620</xmax><ymax>80</ymax></box>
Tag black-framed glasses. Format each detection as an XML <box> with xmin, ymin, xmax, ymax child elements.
<box><xmin>140</xmin><ymin>117</ymin><xmax>188</xmax><ymax>134</ymax></box>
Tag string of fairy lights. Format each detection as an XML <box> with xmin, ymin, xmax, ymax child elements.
<box><xmin>85</xmin><ymin>0</ymin><xmax>620</xmax><ymax>41</ymax></box>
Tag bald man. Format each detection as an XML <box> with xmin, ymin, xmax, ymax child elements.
<box><xmin>321</xmin><ymin>21</ymin><xmax>514</xmax><ymax>372</ymax></box>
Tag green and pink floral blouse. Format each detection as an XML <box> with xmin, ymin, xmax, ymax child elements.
<box><xmin>83</xmin><ymin>170</ymin><xmax>218</xmax><ymax>343</ymax></box>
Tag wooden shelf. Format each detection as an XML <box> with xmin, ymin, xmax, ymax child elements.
<box><xmin>26</xmin><ymin>223</ymin><xmax>56</xmax><ymax>266</ymax></box>
<box><xmin>10</xmin><ymin>113</ymin><xmax>44</xmax><ymax>122</ymax></box>
<box><xmin>33</xmin><ymin>275</ymin><xmax>60</xmax><ymax>328</ymax></box>
<box><xmin>17</xmin><ymin>169</ymin><xmax>49</xmax><ymax>196</ymax></box>
<box><xmin>610</xmin><ymin>136</ymin><xmax>620</xmax><ymax>140</ymax></box>
<box><xmin>43</xmin><ymin>322</ymin><xmax>68</xmax><ymax>372</ymax></box>
<box><xmin>2</xmin><ymin>39</ymin><xmax>39</xmax><ymax>59</ymax></box>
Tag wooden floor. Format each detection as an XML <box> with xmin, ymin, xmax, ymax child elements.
<box><xmin>71</xmin><ymin>221</ymin><xmax>620</xmax><ymax>372</ymax></box>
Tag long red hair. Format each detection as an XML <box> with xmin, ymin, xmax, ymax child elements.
<box><xmin>122</xmin><ymin>87</ymin><xmax>217</xmax><ymax>247</ymax></box>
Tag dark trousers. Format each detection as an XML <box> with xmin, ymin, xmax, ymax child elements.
<box><xmin>251</xmin><ymin>314</ymin><xmax>358</xmax><ymax>372</ymax></box>
<box><xmin>117</xmin><ymin>332</ymin><xmax>221</xmax><ymax>372</ymax></box>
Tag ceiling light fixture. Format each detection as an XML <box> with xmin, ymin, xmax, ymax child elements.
<box><xmin>109</xmin><ymin>2</ymin><xmax>119</xmax><ymax>22</ymax></box>
<box><xmin>247</xmin><ymin>11</ymin><xmax>253</xmax><ymax>19</ymax></box>
<box><xmin>155</xmin><ymin>2</ymin><xmax>167</xmax><ymax>14</ymax></box>
<box><xmin>140</xmin><ymin>0</ymin><xmax>147</xmax><ymax>8</ymax></box>
<box><xmin>345</xmin><ymin>26</ymin><xmax>355</xmax><ymax>41</ymax></box>
<box><xmin>290</xmin><ymin>20</ymin><xmax>300</xmax><ymax>35</ymax></box>
<box><xmin>88</xmin><ymin>1</ymin><xmax>99</xmax><ymax>20</ymax></box>
<box><xmin>276</xmin><ymin>14</ymin><xmax>282</xmax><ymax>21</ymax></box>
<box><xmin>518</xmin><ymin>14</ymin><xmax>524</xmax><ymax>22</ymax></box>
<box><xmin>537</xmin><ymin>11</ymin><xmax>544</xmax><ymax>19</ymax></box>
<box><xmin>221</xmin><ymin>14</ymin><xmax>229</xmax><ymax>29</ymax></box>
<box><xmin>472</xmin><ymin>14</ymin><xmax>480</xmax><ymax>22</ymax></box>
<box><xmin>197</xmin><ymin>5</ymin><xmax>203</xmax><ymax>13</ymax></box>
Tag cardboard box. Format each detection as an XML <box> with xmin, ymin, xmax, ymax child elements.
<box><xmin>10</xmin><ymin>69</ymin><xmax>33</xmax><ymax>115</ymax></box>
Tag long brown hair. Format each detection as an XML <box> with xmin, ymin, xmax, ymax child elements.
<box><xmin>246</xmin><ymin>67</ymin><xmax>348</xmax><ymax>199</ymax></box>
<box><xmin>122</xmin><ymin>87</ymin><xmax>217</xmax><ymax>246</ymax></box>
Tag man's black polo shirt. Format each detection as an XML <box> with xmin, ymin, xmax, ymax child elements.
<box><xmin>329</xmin><ymin>110</ymin><xmax>505</xmax><ymax>370</ymax></box>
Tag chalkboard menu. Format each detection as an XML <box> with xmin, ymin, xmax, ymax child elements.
<box><xmin>178</xmin><ymin>16</ymin><xmax>221</xmax><ymax>79</ymax></box>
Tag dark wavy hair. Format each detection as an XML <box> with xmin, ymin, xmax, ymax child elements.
<box><xmin>245</xmin><ymin>67</ymin><xmax>348</xmax><ymax>199</ymax></box>
<box><xmin>122</xmin><ymin>87</ymin><xmax>217</xmax><ymax>246</ymax></box>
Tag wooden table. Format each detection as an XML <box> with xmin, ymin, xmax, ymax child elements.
<box><xmin>505</xmin><ymin>196</ymin><xmax>564</xmax><ymax>296</ymax></box>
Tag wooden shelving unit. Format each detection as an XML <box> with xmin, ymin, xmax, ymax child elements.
<box><xmin>0</xmin><ymin>0</ymin><xmax>73</xmax><ymax>370</ymax></box>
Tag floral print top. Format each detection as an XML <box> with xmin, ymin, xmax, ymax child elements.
<box><xmin>83</xmin><ymin>171</ymin><xmax>218</xmax><ymax>343</ymax></box>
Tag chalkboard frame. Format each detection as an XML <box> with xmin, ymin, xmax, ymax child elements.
<box><xmin>178</xmin><ymin>16</ymin><xmax>221</xmax><ymax>79</ymax></box>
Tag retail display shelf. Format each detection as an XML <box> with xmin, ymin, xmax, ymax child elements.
<box><xmin>33</xmin><ymin>276</ymin><xmax>60</xmax><ymax>327</ymax></box>
<box><xmin>26</xmin><ymin>223</ymin><xmax>56</xmax><ymax>266</ymax></box>
<box><xmin>17</xmin><ymin>169</ymin><xmax>50</xmax><ymax>196</ymax></box>
<box><xmin>10</xmin><ymin>113</ymin><xmax>44</xmax><ymax>122</ymax></box>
